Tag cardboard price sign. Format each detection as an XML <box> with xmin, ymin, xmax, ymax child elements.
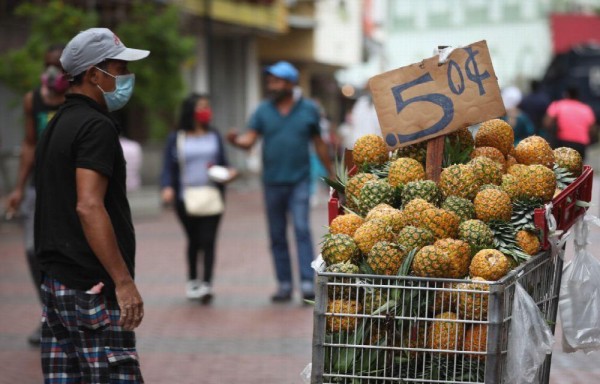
<box><xmin>368</xmin><ymin>40</ymin><xmax>505</xmax><ymax>149</ymax></box>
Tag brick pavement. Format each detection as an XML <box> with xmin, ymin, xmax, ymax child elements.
<box><xmin>1</xmin><ymin>182</ymin><xmax>599</xmax><ymax>383</ymax></box>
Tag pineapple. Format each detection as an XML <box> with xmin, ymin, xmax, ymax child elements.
<box><xmin>448</xmin><ymin>126</ymin><xmax>475</xmax><ymax>151</ymax></box>
<box><xmin>428</xmin><ymin>312</ymin><xmax>464</xmax><ymax>353</ymax></box>
<box><xmin>475</xmin><ymin>119</ymin><xmax>514</xmax><ymax>156</ymax></box>
<box><xmin>326</xmin><ymin>299</ymin><xmax>363</xmax><ymax>333</ymax></box>
<box><xmin>454</xmin><ymin>277</ymin><xmax>489</xmax><ymax>321</ymax></box>
<box><xmin>345</xmin><ymin>172</ymin><xmax>378</xmax><ymax>212</ymax></box>
<box><xmin>434</xmin><ymin>238</ymin><xmax>471</xmax><ymax>279</ymax></box>
<box><xmin>392</xmin><ymin>141</ymin><xmax>427</xmax><ymax>164</ymax></box>
<box><xmin>403</xmin><ymin>321</ymin><xmax>428</xmax><ymax>360</ymax></box>
<box><xmin>554</xmin><ymin>147</ymin><xmax>583</xmax><ymax>177</ymax></box>
<box><xmin>367</xmin><ymin>241</ymin><xmax>407</xmax><ymax>275</ymax></box>
<box><xmin>366</xmin><ymin>205</ymin><xmax>406</xmax><ymax>233</ymax></box>
<box><xmin>402</xmin><ymin>198</ymin><xmax>436</xmax><ymax>226</ymax></box>
<box><xmin>396</xmin><ymin>226</ymin><xmax>435</xmax><ymax>253</ymax></box>
<box><xmin>362</xmin><ymin>287</ymin><xmax>390</xmax><ymax>315</ymax></box>
<box><xmin>471</xmin><ymin>146</ymin><xmax>507</xmax><ymax>171</ymax></box>
<box><xmin>469</xmin><ymin>249</ymin><xmax>511</xmax><ymax>281</ymax></box>
<box><xmin>515</xmin><ymin>230</ymin><xmax>541</xmax><ymax>256</ymax></box>
<box><xmin>464</xmin><ymin>324</ymin><xmax>488</xmax><ymax>359</ymax></box>
<box><xmin>473</xmin><ymin>189</ymin><xmax>512</xmax><ymax>222</ymax></box>
<box><xmin>353</xmin><ymin>134</ymin><xmax>389</xmax><ymax>167</ymax></box>
<box><xmin>512</xmin><ymin>164</ymin><xmax>557</xmax><ymax>202</ymax></box>
<box><xmin>514</xmin><ymin>135</ymin><xmax>555</xmax><ymax>168</ymax></box>
<box><xmin>325</xmin><ymin>261</ymin><xmax>360</xmax><ymax>299</ymax></box>
<box><xmin>439</xmin><ymin>163</ymin><xmax>481</xmax><ymax>200</ymax></box>
<box><xmin>416</xmin><ymin>208</ymin><xmax>460</xmax><ymax>240</ymax></box>
<box><xmin>388</xmin><ymin>157</ymin><xmax>426</xmax><ymax>188</ymax></box>
<box><xmin>358</xmin><ymin>179</ymin><xmax>396</xmax><ymax>215</ymax></box>
<box><xmin>401</xmin><ymin>180</ymin><xmax>442</xmax><ymax>207</ymax></box>
<box><xmin>458</xmin><ymin>219</ymin><xmax>494</xmax><ymax>252</ymax></box>
<box><xmin>431</xmin><ymin>282</ymin><xmax>457</xmax><ymax>315</ymax></box>
<box><xmin>321</xmin><ymin>234</ymin><xmax>361</xmax><ymax>266</ymax></box>
<box><xmin>501</xmin><ymin>173</ymin><xmax>521</xmax><ymax>201</ymax></box>
<box><xmin>469</xmin><ymin>156</ymin><xmax>503</xmax><ymax>186</ymax></box>
<box><xmin>412</xmin><ymin>245</ymin><xmax>453</xmax><ymax>278</ymax></box>
<box><xmin>506</xmin><ymin>154</ymin><xmax>518</xmax><ymax>169</ymax></box>
<box><xmin>441</xmin><ymin>196</ymin><xmax>475</xmax><ymax>223</ymax></box>
<box><xmin>353</xmin><ymin>219</ymin><xmax>395</xmax><ymax>254</ymax></box>
<box><xmin>479</xmin><ymin>183</ymin><xmax>502</xmax><ymax>192</ymax></box>
<box><xmin>330</xmin><ymin>213</ymin><xmax>364</xmax><ymax>237</ymax></box>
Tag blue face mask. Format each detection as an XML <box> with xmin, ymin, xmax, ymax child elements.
<box><xmin>95</xmin><ymin>66</ymin><xmax>135</xmax><ymax>112</ymax></box>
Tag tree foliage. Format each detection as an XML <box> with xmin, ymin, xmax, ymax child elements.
<box><xmin>0</xmin><ymin>0</ymin><xmax>196</xmax><ymax>140</ymax></box>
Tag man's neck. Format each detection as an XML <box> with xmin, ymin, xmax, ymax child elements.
<box><xmin>275</xmin><ymin>95</ymin><xmax>295</xmax><ymax>115</ymax></box>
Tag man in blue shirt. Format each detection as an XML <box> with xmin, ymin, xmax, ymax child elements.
<box><xmin>228</xmin><ymin>61</ymin><xmax>333</xmax><ymax>302</ymax></box>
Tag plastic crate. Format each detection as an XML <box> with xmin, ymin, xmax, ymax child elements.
<box><xmin>311</xmin><ymin>249</ymin><xmax>562</xmax><ymax>383</ymax></box>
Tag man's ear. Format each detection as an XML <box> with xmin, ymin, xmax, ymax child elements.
<box><xmin>86</xmin><ymin>67</ymin><xmax>100</xmax><ymax>85</ymax></box>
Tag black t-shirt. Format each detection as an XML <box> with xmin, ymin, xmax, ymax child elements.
<box><xmin>34</xmin><ymin>94</ymin><xmax>135</xmax><ymax>294</ymax></box>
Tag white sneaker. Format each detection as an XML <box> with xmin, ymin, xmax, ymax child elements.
<box><xmin>186</xmin><ymin>280</ymin><xmax>202</xmax><ymax>299</ymax></box>
<box><xmin>198</xmin><ymin>282</ymin><xmax>213</xmax><ymax>304</ymax></box>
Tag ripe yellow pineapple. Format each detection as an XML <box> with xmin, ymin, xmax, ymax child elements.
<box><xmin>412</xmin><ymin>245</ymin><xmax>453</xmax><ymax>278</ymax></box>
<box><xmin>326</xmin><ymin>299</ymin><xmax>363</xmax><ymax>333</ymax></box>
<box><xmin>353</xmin><ymin>219</ymin><xmax>395</xmax><ymax>254</ymax></box>
<box><xmin>428</xmin><ymin>312</ymin><xmax>464</xmax><ymax>353</ymax></box>
<box><xmin>325</xmin><ymin>261</ymin><xmax>360</xmax><ymax>299</ymax></box>
<box><xmin>454</xmin><ymin>277</ymin><xmax>489</xmax><ymax>321</ymax></box>
<box><xmin>473</xmin><ymin>189</ymin><xmax>512</xmax><ymax>222</ymax></box>
<box><xmin>475</xmin><ymin>119</ymin><xmax>515</xmax><ymax>156</ymax></box>
<box><xmin>464</xmin><ymin>324</ymin><xmax>488</xmax><ymax>359</ymax></box>
<box><xmin>402</xmin><ymin>198</ymin><xmax>436</xmax><ymax>226</ymax></box>
<box><xmin>469</xmin><ymin>249</ymin><xmax>511</xmax><ymax>281</ymax></box>
<box><xmin>516</xmin><ymin>230</ymin><xmax>541</xmax><ymax>256</ymax></box>
<box><xmin>388</xmin><ymin>157</ymin><xmax>425</xmax><ymax>188</ymax></box>
<box><xmin>366</xmin><ymin>205</ymin><xmax>406</xmax><ymax>233</ymax></box>
<box><xmin>501</xmin><ymin>173</ymin><xmax>522</xmax><ymax>201</ymax></box>
<box><xmin>416</xmin><ymin>208</ymin><xmax>460</xmax><ymax>240</ymax></box>
<box><xmin>367</xmin><ymin>241</ymin><xmax>407</xmax><ymax>275</ymax></box>
<box><xmin>439</xmin><ymin>163</ymin><xmax>481</xmax><ymax>200</ymax></box>
<box><xmin>554</xmin><ymin>147</ymin><xmax>583</xmax><ymax>177</ymax></box>
<box><xmin>471</xmin><ymin>146</ymin><xmax>507</xmax><ymax>171</ymax></box>
<box><xmin>510</xmin><ymin>164</ymin><xmax>557</xmax><ymax>202</ymax></box>
<box><xmin>469</xmin><ymin>156</ymin><xmax>503</xmax><ymax>186</ymax></box>
<box><xmin>434</xmin><ymin>239</ymin><xmax>471</xmax><ymax>279</ymax></box>
<box><xmin>514</xmin><ymin>135</ymin><xmax>555</xmax><ymax>168</ymax></box>
<box><xmin>353</xmin><ymin>134</ymin><xmax>389</xmax><ymax>166</ymax></box>
<box><xmin>330</xmin><ymin>213</ymin><xmax>364</xmax><ymax>237</ymax></box>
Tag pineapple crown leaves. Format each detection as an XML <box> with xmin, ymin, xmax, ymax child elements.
<box><xmin>358</xmin><ymin>161</ymin><xmax>390</xmax><ymax>179</ymax></box>
<box><xmin>398</xmin><ymin>247</ymin><xmax>418</xmax><ymax>276</ymax></box>
<box><xmin>511</xmin><ymin>197</ymin><xmax>544</xmax><ymax>231</ymax></box>
<box><xmin>488</xmin><ymin>220</ymin><xmax>530</xmax><ymax>263</ymax></box>
<box><xmin>443</xmin><ymin>135</ymin><xmax>474</xmax><ymax>167</ymax></box>
<box><xmin>553</xmin><ymin>164</ymin><xmax>577</xmax><ymax>190</ymax></box>
<box><xmin>322</xmin><ymin>151</ymin><xmax>348</xmax><ymax>194</ymax></box>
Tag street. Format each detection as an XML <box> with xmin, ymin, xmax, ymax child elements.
<box><xmin>1</xmin><ymin>179</ymin><xmax>599</xmax><ymax>383</ymax></box>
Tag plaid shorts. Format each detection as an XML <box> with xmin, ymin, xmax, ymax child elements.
<box><xmin>40</xmin><ymin>276</ymin><xmax>144</xmax><ymax>384</ymax></box>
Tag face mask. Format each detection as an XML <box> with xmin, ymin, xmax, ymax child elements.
<box><xmin>95</xmin><ymin>66</ymin><xmax>135</xmax><ymax>112</ymax></box>
<box><xmin>194</xmin><ymin>108</ymin><xmax>213</xmax><ymax>125</ymax></box>
<box><xmin>41</xmin><ymin>65</ymin><xmax>69</xmax><ymax>94</ymax></box>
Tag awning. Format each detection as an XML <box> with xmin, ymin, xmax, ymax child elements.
<box><xmin>551</xmin><ymin>13</ymin><xmax>600</xmax><ymax>54</ymax></box>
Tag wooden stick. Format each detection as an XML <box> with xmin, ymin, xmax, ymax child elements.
<box><xmin>426</xmin><ymin>136</ymin><xmax>445</xmax><ymax>182</ymax></box>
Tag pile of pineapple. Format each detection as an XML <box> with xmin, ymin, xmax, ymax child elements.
<box><xmin>320</xmin><ymin>119</ymin><xmax>583</xmax><ymax>375</ymax></box>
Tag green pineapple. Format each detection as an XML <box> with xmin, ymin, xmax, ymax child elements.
<box><xmin>439</xmin><ymin>163</ymin><xmax>481</xmax><ymax>200</ymax></box>
<box><xmin>321</xmin><ymin>234</ymin><xmax>360</xmax><ymax>266</ymax></box>
<box><xmin>441</xmin><ymin>196</ymin><xmax>475</xmax><ymax>223</ymax></box>
<box><xmin>458</xmin><ymin>219</ymin><xmax>494</xmax><ymax>254</ymax></box>
<box><xmin>401</xmin><ymin>179</ymin><xmax>442</xmax><ymax>207</ymax></box>
<box><xmin>366</xmin><ymin>241</ymin><xmax>407</xmax><ymax>275</ymax></box>
<box><xmin>325</xmin><ymin>261</ymin><xmax>360</xmax><ymax>299</ymax></box>
<box><xmin>358</xmin><ymin>179</ymin><xmax>396</xmax><ymax>215</ymax></box>
<box><xmin>397</xmin><ymin>226</ymin><xmax>435</xmax><ymax>253</ymax></box>
<box><xmin>344</xmin><ymin>172</ymin><xmax>378</xmax><ymax>213</ymax></box>
<box><xmin>392</xmin><ymin>141</ymin><xmax>427</xmax><ymax>165</ymax></box>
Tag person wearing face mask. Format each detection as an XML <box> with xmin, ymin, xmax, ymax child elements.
<box><xmin>160</xmin><ymin>93</ymin><xmax>237</xmax><ymax>302</ymax></box>
<box><xmin>4</xmin><ymin>44</ymin><xmax>67</xmax><ymax>346</ymax></box>
<box><xmin>227</xmin><ymin>61</ymin><xmax>334</xmax><ymax>303</ymax></box>
<box><xmin>34</xmin><ymin>28</ymin><xmax>149</xmax><ymax>382</ymax></box>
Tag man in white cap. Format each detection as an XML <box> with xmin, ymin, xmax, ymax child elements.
<box><xmin>34</xmin><ymin>28</ymin><xmax>149</xmax><ymax>382</ymax></box>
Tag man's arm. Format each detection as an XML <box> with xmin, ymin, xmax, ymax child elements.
<box><xmin>6</xmin><ymin>92</ymin><xmax>36</xmax><ymax>216</ymax></box>
<box><xmin>76</xmin><ymin>168</ymin><xmax>143</xmax><ymax>331</ymax></box>
<box><xmin>227</xmin><ymin>129</ymin><xmax>260</xmax><ymax>150</ymax></box>
<box><xmin>313</xmin><ymin>135</ymin><xmax>335</xmax><ymax>180</ymax></box>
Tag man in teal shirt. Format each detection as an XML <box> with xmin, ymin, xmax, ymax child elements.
<box><xmin>228</xmin><ymin>61</ymin><xmax>332</xmax><ymax>302</ymax></box>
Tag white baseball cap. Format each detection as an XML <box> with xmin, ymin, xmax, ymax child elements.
<box><xmin>60</xmin><ymin>28</ymin><xmax>150</xmax><ymax>78</ymax></box>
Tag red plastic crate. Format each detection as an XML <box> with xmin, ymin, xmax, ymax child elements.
<box><xmin>328</xmin><ymin>165</ymin><xmax>594</xmax><ymax>249</ymax></box>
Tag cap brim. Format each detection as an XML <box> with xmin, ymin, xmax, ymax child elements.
<box><xmin>109</xmin><ymin>48</ymin><xmax>150</xmax><ymax>62</ymax></box>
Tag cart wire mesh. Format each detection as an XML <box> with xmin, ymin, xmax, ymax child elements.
<box><xmin>311</xmin><ymin>249</ymin><xmax>562</xmax><ymax>384</ymax></box>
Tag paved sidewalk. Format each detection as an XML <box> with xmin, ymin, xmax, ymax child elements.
<box><xmin>1</xmin><ymin>181</ymin><xmax>599</xmax><ymax>383</ymax></box>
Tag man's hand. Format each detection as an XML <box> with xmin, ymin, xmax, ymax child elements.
<box><xmin>115</xmin><ymin>280</ymin><xmax>144</xmax><ymax>331</ymax></box>
<box><xmin>5</xmin><ymin>188</ymin><xmax>24</xmax><ymax>218</ymax></box>
<box><xmin>226</xmin><ymin>130</ymin><xmax>239</xmax><ymax>145</ymax></box>
<box><xmin>161</xmin><ymin>187</ymin><xmax>175</xmax><ymax>206</ymax></box>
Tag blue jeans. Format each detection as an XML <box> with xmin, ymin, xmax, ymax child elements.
<box><xmin>263</xmin><ymin>178</ymin><xmax>315</xmax><ymax>289</ymax></box>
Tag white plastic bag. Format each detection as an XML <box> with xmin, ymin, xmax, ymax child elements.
<box><xmin>300</xmin><ymin>363</ymin><xmax>311</xmax><ymax>384</ymax></box>
<box><xmin>559</xmin><ymin>217</ymin><xmax>600</xmax><ymax>354</ymax></box>
<box><xmin>505</xmin><ymin>283</ymin><xmax>555</xmax><ymax>384</ymax></box>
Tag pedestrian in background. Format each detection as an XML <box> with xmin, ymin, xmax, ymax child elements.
<box><xmin>4</xmin><ymin>44</ymin><xmax>67</xmax><ymax>346</ymax></box>
<box><xmin>227</xmin><ymin>61</ymin><xmax>333</xmax><ymax>302</ymax></box>
<box><xmin>543</xmin><ymin>85</ymin><xmax>596</xmax><ymax>160</ymax></box>
<box><xmin>519</xmin><ymin>79</ymin><xmax>551</xmax><ymax>136</ymax></box>
<box><xmin>161</xmin><ymin>93</ymin><xmax>236</xmax><ymax>302</ymax></box>
<box><xmin>501</xmin><ymin>86</ymin><xmax>535</xmax><ymax>145</ymax></box>
<box><xmin>119</xmin><ymin>134</ymin><xmax>143</xmax><ymax>192</ymax></box>
<box><xmin>34</xmin><ymin>28</ymin><xmax>148</xmax><ymax>382</ymax></box>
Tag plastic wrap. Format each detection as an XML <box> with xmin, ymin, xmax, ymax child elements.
<box><xmin>505</xmin><ymin>283</ymin><xmax>555</xmax><ymax>384</ymax></box>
